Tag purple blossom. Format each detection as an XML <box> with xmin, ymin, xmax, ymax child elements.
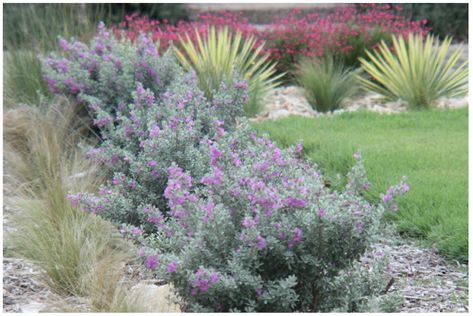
<box><xmin>295</xmin><ymin>143</ymin><xmax>303</xmax><ymax>156</ymax></box>
<box><xmin>318</xmin><ymin>208</ymin><xmax>326</xmax><ymax>217</ymax></box>
<box><xmin>254</xmin><ymin>160</ymin><xmax>270</xmax><ymax>173</ymax></box>
<box><xmin>201</xmin><ymin>168</ymin><xmax>223</xmax><ymax>186</ymax></box>
<box><xmin>272</xmin><ymin>148</ymin><xmax>282</xmax><ymax>163</ymax></box>
<box><xmin>242</xmin><ymin>217</ymin><xmax>257</xmax><ymax>228</ymax></box>
<box><xmin>234</xmin><ymin>80</ymin><xmax>248</xmax><ymax>89</ymax></box>
<box><xmin>131</xmin><ymin>227</ymin><xmax>143</xmax><ymax>235</ymax></box>
<box><xmin>283</xmin><ymin>196</ymin><xmax>308</xmax><ymax>208</ymax></box>
<box><xmin>59</xmin><ymin>38</ymin><xmax>70</xmax><ymax>51</ymax></box>
<box><xmin>147</xmin><ymin>214</ymin><xmax>164</xmax><ymax>224</ymax></box>
<box><xmin>382</xmin><ymin>194</ymin><xmax>393</xmax><ymax>203</ymax></box>
<box><xmin>210</xmin><ymin>145</ymin><xmax>222</xmax><ymax>166</ymax></box>
<box><xmin>148</xmin><ymin>160</ymin><xmax>158</xmax><ymax>167</ymax></box>
<box><xmin>362</xmin><ymin>182</ymin><xmax>371</xmax><ymax>190</ymax></box>
<box><xmin>256</xmin><ymin>235</ymin><xmax>266</xmax><ymax>250</ymax></box>
<box><xmin>145</xmin><ymin>255</ymin><xmax>158</xmax><ymax>269</ymax></box>
<box><xmin>401</xmin><ymin>183</ymin><xmax>410</xmax><ymax>193</ymax></box>
<box><xmin>202</xmin><ymin>201</ymin><xmax>215</xmax><ymax>223</ymax></box>
<box><xmin>288</xmin><ymin>227</ymin><xmax>303</xmax><ymax>248</ymax></box>
<box><xmin>67</xmin><ymin>194</ymin><xmax>81</xmax><ymax>207</ymax></box>
<box><xmin>149</xmin><ymin>124</ymin><xmax>160</xmax><ymax>138</ymax></box>
<box><xmin>255</xmin><ymin>288</ymin><xmax>263</xmax><ymax>297</ymax></box>
<box><xmin>209</xmin><ymin>273</ymin><xmax>219</xmax><ymax>284</ymax></box>
<box><xmin>194</xmin><ymin>269</ymin><xmax>210</xmax><ymax>293</ymax></box>
<box><xmin>167</xmin><ymin>261</ymin><xmax>178</xmax><ymax>273</ymax></box>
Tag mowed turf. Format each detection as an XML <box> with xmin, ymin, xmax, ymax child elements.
<box><xmin>253</xmin><ymin>108</ymin><xmax>468</xmax><ymax>262</ymax></box>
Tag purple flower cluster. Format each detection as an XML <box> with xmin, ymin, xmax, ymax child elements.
<box><xmin>191</xmin><ymin>269</ymin><xmax>220</xmax><ymax>296</ymax></box>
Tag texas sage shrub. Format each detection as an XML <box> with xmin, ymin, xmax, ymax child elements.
<box><xmin>67</xmin><ymin>68</ymin><xmax>248</xmax><ymax>230</ymax></box>
<box><xmin>40</xmin><ymin>22</ymin><xmax>181</xmax><ymax>118</ymax></box>
<box><xmin>128</xmin><ymin>125</ymin><xmax>409</xmax><ymax>312</ymax></box>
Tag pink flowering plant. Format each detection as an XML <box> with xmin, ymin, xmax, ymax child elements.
<box><xmin>263</xmin><ymin>4</ymin><xmax>429</xmax><ymax>73</ymax></box>
<box><xmin>112</xmin><ymin>4</ymin><xmax>428</xmax><ymax>75</ymax></box>
<box><xmin>134</xmin><ymin>125</ymin><xmax>408</xmax><ymax>312</ymax></box>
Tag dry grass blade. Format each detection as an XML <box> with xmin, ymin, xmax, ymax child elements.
<box><xmin>3</xmin><ymin>98</ymin><xmax>154</xmax><ymax>311</ymax></box>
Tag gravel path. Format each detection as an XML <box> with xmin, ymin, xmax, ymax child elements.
<box><xmin>252</xmin><ymin>86</ymin><xmax>468</xmax><ymax>122</ymax></box>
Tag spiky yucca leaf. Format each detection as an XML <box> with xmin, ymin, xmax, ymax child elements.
<box><xmin>174</xmin><ymin>26</ymin><xmax>283</xmax><ymax>116</ymax></box>
<box><xmin>359</xmin><ymin>33</ymin><xmax>468</xmax><ymax>108</ymax></box>
<box><xmin>296</xmin><ymin>56</ymin><xmax>360</xmax><ymax>113</ymax></box>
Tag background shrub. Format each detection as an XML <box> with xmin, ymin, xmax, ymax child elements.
<box><xmin>296</xmin><ymin>56</ymin><xmax>360</xmax><ymax>113</ymax></box>
<box><xmin>104</xmin><ymin>4</ymin><xmax>188</xmax><ymax>24</ymax></box>
<box><xmin>359</xmin><ymin>34</ymin><xmax>468</xmax><ymax>108</ymax></box>
<box><xmin>131</xmin><ymin>125</ymin><xmax>408</xmax><ymax>312</ymax></box>
<box><xmin>400</xmin><ymin>3</ymin><xmax>468</xmax><ymax>40</ymax></box>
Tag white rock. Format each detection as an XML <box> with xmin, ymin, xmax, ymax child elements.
<box><xmin>21</xmin><ymin>301</ymin><xmax>45</xmax><ymax>313</ymax></box>
<box><xmin>129</xmin><ymin>283</ymin><xmax>180</xmax><ymax>312</ymax></box>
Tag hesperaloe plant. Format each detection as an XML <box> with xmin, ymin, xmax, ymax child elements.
<box><xmin>359</xmin><ymin>33</ymin><xmax>468</xmax><ymax>108</ymax></box>
<box><xmin>174</xmin><ymin>26</ymin><xmax>283</xmax><ymax>116</ymax></box>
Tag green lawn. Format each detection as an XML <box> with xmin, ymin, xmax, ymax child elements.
<box><xmin>253</xmin><ymin>108</ymin><xmax>468</xmax><ymax>262</ymax></box>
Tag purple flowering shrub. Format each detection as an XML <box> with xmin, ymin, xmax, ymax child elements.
<box><xmin>133</xmin><ymin>125</ymin><xmax>408</xmax><ymax>312</ymax></box>
<box><xmin>40</xmin><ymin>22</ymin><xmax>182</xmax><ymax>118</ymax></box>
<box><xmin>67</xmin><ymin>66</ymin><xmax>248</xmax><ymax>229</ymax></box>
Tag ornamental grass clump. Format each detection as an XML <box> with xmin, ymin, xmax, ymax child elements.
<box><xmin>359</xmin><ymin>33</ymin><xmax>468</xmax><ymax>108</ymax></box>
<box><xmin>130</xmin><ymin>125</ymin><xmax>409</xmax><ymax>312</ymax></box>
<box><xmin>175</xmin><ymin>26</ymin><xmax>282</xmax><ymax>116</ymax></box>
<box><xmin>296</xmin><ymin>56</ymin><xmax>360</xmax><ymax>113</ymax></box>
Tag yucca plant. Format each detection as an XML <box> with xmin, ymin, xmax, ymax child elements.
<box><xmin>359</xmin><ymin>33</ymin><xmax>468</xmax><ymax>108</ymax></box>
<box><xmin>174</xmin><ymin>26</ymin><xmax>283</xmax><ymax>116</ymax></box>
<box><xmin>296</xmin><ymin>56</ymin><xmax>360</xmax><ymax>113</ymax></box>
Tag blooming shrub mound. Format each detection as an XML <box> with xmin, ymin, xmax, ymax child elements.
<box><xmin>113</xmin><ymin>4</ymin><xmax>428</xmax><ymax>74</ymax></box>
<box><xmin>41</xmin><ymin>22</ymin><xmax>182</xmax><ymax>118</ymax></box>
<box><xmin>67</xmin><ymin>70</ymin><xmax>247</xmax><ymax>229</ymax></box>
<box><xmin>44</xmin><ymin>21</ymin><xmax>412</xmax><ymax>312</ymax></box>
<box><xmin>131</xmin><ymin>126</ymin><xmax>409</xmax><ymax>312</ymax></box>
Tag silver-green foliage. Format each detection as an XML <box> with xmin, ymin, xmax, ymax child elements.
<box><xmin>41</xmin><ymin>23</ymin><xmax>181</xmax><ymax>118</ymax></box>
<box><xmin>68</xmin><ymin>70</ymin><xmax>248</xmax><ymax>230</ymax></box>
<box><xmin>132</xmin><ymin>125</ymin><xmax>409</xmax><ymax>312</ymax></box>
